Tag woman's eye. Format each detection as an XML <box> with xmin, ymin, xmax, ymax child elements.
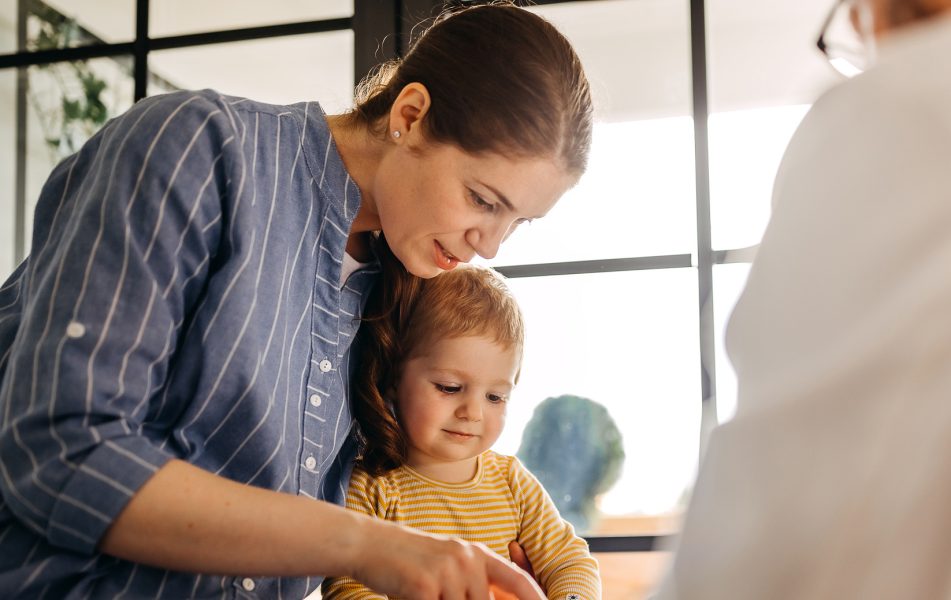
<box><xmin>435</xmin><ymin>384</ymin><xmax>461</xmax><ymax>394</ymax></box>
<box><xmin>469</xmin><ymin>189</ymin><xmax>494</xmax><ymax>211</ymax></box>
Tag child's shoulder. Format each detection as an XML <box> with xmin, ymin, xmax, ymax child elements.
<box><xmin>351</xmin><ymin>462</ymin><xmax>430</xmax><ymax>492</ymax></box>
<box><xmin>482</xmin><ymin>451</ymin><xmax>547</xmax><ymax>495</ymax></box>
<box><xmin>349</xmin><ymin>464</ymin><xmax>397</xmax><ymax>494</ymax></box>
<box><xmin>481</xmin><ymin>450</ymin><xmax>527</xmax><ymax>481</ymax></box>
<box><xmin>482</xmin><ymin>449</ymin><xmax>514</xmax><ymax>468</ymax></box>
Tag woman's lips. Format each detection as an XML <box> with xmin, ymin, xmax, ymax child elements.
<box><xmin>433</xmin><ymin>240</ymin><xmax>460</xmax><ymax>271</ymax></box>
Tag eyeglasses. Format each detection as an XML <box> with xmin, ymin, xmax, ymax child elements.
<box><xmin>816</xmin><ymin>0</ymin><xmax>876</xmax><ymax>77</ymax></box>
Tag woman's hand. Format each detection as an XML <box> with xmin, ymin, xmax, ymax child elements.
<box><xmin>99</xmin><ymin>460</ymin><xmax>542</xmax><ymax>598</ymax></box>
<box><xmin>348</xmin><ymin>519</ymin><xmax>545</xmax><ymax>600</ymax></box>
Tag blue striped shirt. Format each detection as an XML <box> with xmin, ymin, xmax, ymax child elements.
<box><xmin>0</xmin><ymin>89</ymin><xmax>379</xmax><ymax>599</ymax></box>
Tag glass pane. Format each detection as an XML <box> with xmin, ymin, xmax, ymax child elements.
<box><xmin>492</xmin><ymin>269</ymin><xmax>701</xmax><ymax>534</ymax></box>
<box><xmin>1</xmin><ymin>68</ymin><xmax>15</xmax><ymax>278</ymax></box>
<box><xmin>148</xmin><ymin>32</ymin><xmax>354</xmax><ymax>114</ymax></box>
<box><xmin>22</xmin><ymin>56</ymin><xmax>135</xmax><ymax>254</ymax></box>
<box><xmin>528</xmin><ymin>0</ymin><xmax>692</xmax><ymax>123</ymax></box>
<box><xmin>1</xmin><ymin>0</ymin><xmax>16</xmax><ymax>54</ymax></box>
<box><xmin>484</xmin><ymin>0</ymin><xmax>694</xmax><ymax>266</ymax></box>
<box><xmin>485</xmin><ymin>118</ymin><xmax>696</xmax><ymax>266</ymax></box>
<box><xmin>596</xmin><ymin>550</ymin><xmax>672</xmax><ymax>600</ymax></box>
<box><xmin>712</xmin><ymin>262</ymin><xmax>751</xmax><ymax>423</ymax></box>
<box><xmin>29</xmin><ymin>1</ymin><xmax>133</xmax><ymax>49</ymax></box>
<box><xmin>708</xmin><ymin>0</ymin><xmax>840</xmax><ymax>250</ymax></box>
<box><xmin>151</xmin><ymin>0</ymin><xmax>352</xmax><ymax>38</ymax></box>
<box><xmin>709</xmin><ymin>105</ymin><xmax>809</xmax><ymax>250</ymax></box>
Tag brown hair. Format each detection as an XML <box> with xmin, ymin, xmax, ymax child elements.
<box><xmin>350</xmin><ymin>1</ymin><xmax>593</xmax><ymax>176</ymax></box>
<box><xmin>353</xmin><ymin>238</ymin><xmax>524</xmax><ymax>476</ymax></box>
<box><xmin>886</xmin><ymin>0</ymin><xmax>950</xmax><ymax>28</ymax></box>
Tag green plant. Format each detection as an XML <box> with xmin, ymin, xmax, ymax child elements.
<box><xmin>27</xmin><ymin>2</ymin><xmax>111</xmax><ymax>157</ymax></box>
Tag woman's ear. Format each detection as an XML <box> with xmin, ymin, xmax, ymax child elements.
<box><xmin>388</xmin><ymin>83</ymin><xmax>431</xmax><ymax>141</ymax></box>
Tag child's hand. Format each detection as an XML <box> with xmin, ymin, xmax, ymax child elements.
<box><xmin>490</xmin><ymin>583</ymin><xmax>521</xmax><ymax>600</ymax></box>
<box><xmin>508</xmin><ymin>541</ymin><xmax>535</xmax><ymax>580</ymax></box>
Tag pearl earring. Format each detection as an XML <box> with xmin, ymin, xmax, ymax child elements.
<box><xmin>392</xmin><ymin>130</ymin><xmax>401</xmax><ymax>139</ymax></box>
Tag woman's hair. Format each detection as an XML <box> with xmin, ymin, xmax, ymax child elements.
<box><xmin>349</xmin><ymin>1</ymin><xmax>593</xmax><ymax>177</ymax></box>
<box><xmin>354</xmin><ymin>238</ymin><xmax>524</xmax><ymax>476</ymax></box>
<box><xmin>887</xmin><ymin>0</ymin><xmax>949</xmax><ymax>27</ymax></box>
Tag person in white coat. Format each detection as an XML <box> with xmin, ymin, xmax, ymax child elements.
<box><xmin>655</xmin><ymin>0</ymin><xmax>951</xmax><ymax>598</ymax></box>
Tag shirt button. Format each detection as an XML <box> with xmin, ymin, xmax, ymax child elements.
<box><xmin>304</xmin><ymin>456</ymin><xmax>317</xmax><ymax>470</ymax></box>
<box><xmin>241</xmin><ymin>578</ymin><xmax>255</xmax><ymax>591</ymax></box>
<box><xmin>319</xmin><ymin>359</ymin><xmax>332</xmax><ymax>373</ymax></box>
<box><xmin>310</xmin><ymin>394</ymin><xmax>322</xmax><ymax>407</ymax></box>
<box><xmin>66</xmin><ymin>321</ymin><xmax>86</xmax><ymax>338</ymax></box>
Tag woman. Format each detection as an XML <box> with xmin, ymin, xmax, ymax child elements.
<box><xmin>0</xmin><ymin>3</ymin><xmax>592</xmax><ymax>598</ymax></box>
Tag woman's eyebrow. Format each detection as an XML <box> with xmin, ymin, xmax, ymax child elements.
<box><xmin>477</xmin><ymin>181</ymin><xmax>515</xmax><ymax>211</ymax></box>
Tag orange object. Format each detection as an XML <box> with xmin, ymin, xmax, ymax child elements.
<box><xmin>489</xmin><ymin>584</ymin><xmax>520</xmax><ymax>600</ymax></box>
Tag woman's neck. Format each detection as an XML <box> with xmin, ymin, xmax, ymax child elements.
<box><xmin>325</xmin><ymin>114</ymin><xmax>385</xmax><ymax>236</ymax></box>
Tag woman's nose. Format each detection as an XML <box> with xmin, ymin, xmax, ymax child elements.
<box><xmin>466</xmin><ymin>220</ymin><xmax>509</xmax><ymax>260</ymax></box>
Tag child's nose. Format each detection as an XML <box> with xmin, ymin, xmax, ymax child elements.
<box><xmin>456</xmin><ymin>396</ymin><xmax>483</xmax><ymax>421</ymax></box>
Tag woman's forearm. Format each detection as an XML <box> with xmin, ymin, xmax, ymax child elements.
<box><xmin>99</xmin><ymin>459</ymin><xmax>367</xmax><ymax>577</ymax></box>
<box><xmin>99</xmin><ymin>459</ymin><xmax>546</xmax><ymax>599</ymax></box>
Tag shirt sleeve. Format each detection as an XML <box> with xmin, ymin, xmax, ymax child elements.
<box><xmin>0</xmin><ymin>90</ymin><xmax>236</xmax><ymax>555</ymax></box>
<box><xmin>321</xmin><ymin>467</ymin><xmax>389</xmax><ymax>600</ymax></box>
<box><xmin>510</xmin><ymin>458</ymin><xmax>601</xmax><ymax>600</ymax></box>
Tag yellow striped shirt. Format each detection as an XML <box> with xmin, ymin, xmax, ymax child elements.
<box><xmin>322</xmin><ymin>451</ymin><xmax>601</xmax><ymax>600</ymax></box>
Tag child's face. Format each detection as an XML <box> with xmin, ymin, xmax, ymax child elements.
<box><xmin>395</xmin><ymin>334</ymin><xmax>519</xmax><ymax>482</ymax></box>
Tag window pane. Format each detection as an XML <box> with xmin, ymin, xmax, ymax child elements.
<box><xmin>148</xmin><ymin>32</ymin><xmax>354</xmax><ymax>113</ymax></box>
<box><xmin>1</xmin><ymin>68</ymin><xmax>15</xmax><ymax>278</ymax></box>
<box><xmin>1</xmin><ymin>0</ymin><xmax>17</xmax><ymax>54</ymax></box>
<box><xmin>493</xmin><ymin>269</ymin><xmax>701</xmax><ymax>534</ymax></box>
<box><xmin>30</xmin><ymin>1</ymin><xmax>133</xmax><ymax>49</ymax></box>
<box><xmin>708</xmin><ymin>0</ymin><xmax>839</xmax><ymax>250</ymax></box>
<box><xmin>486</xmin><ymin>0</ymin><xmax>695</xmax><ymax>266</ymax></box>
<box><xmin>486</xmin><ymin>118</ymin><xmax>696</xmax><ymax>266</ymax></box>
<box><xmin>3</xmin><ymin>1</ymin><xmax>133</xmax><ymax>55</ymax></box>
<box><xmin>596</xmin><ymin>550</ymin><xmax>672</xmax><ymax>600</ymax></box>
<box><xmin>528</xmin><ymin>0</ymin><xmax>691</xmax><ymax>123</ymax></box>
<box><xmin>709</xmin><ymin>105</ymin><xmax>809</xmax><ymax>250</ymax></box>
<box><xmin>21</xmin><ymin>56</ymin><xmax>135</xmax><ymax>256</ymax></box>
<box><xmin>712</xmin><ymin>262</ymin><xmax>752</xmax><ymax>423</ymax></box>
<box><xmin>150</xmin><ymin>0</ymin><xmax>352</xmax><ymax>38</ymax></box>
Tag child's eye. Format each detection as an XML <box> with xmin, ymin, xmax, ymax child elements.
<box><xmin>486</xmin><ymin>394</ymin><xmax>507</xmax><ymax>404</ymax></box>
<box><xmin>435</xmin><ymin>383</ymin><xmax>461</xmax><ymax>394</ymax></box>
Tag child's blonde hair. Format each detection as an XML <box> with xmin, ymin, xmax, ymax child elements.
<box><xmin>354</xmin><ymin>239</ymin><xmax>524</xmax><ymax>476</ymax></box>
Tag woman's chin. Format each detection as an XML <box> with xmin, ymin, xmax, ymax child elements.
<box><xmin>406</xmin><ymin>261</ymin><xmax>443</xmax><ymax>279</ymax></box>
